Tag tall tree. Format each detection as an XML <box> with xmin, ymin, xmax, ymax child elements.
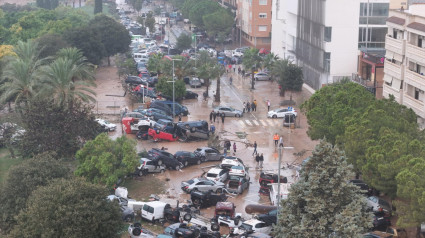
<box><xmin>75</xmin><ymin>133</ymin><xmax>139</xmax><ymax>187</ymax></box>
<box><xmin>242</xmin><ymin>47</ymin><xmax>263</xmax><ymax>89</ymax></box>
<box><xmin>90</xmin><ymin>14</ymin><xmax>130</xmax><ymax>65</ymax></box>
<box><xmin>36</xmin><ymin>33</ymin><xmax>69</xmax><ymax>58</ymax></box>
<box><xmin>56</xmin><ymin>47</ymin><xmax>95</xmax><ymax>82</ymax></box>
<box><xmin>212</xmin><ymin>63</ymin><xmax>225</xmax><ymax>102</ymax></box>
<box><xmin>196</xmin><ymin>51</ymin><xmax>214</xmax><ymax>96</ymax></box>
<box><xmin>155</xmin><ymin>76</ymin><xmax>186</xmax><ymax>101</ymax></box>
<box><xmin>9</xmin><ymin>177</ymin><xmax>122</xmax><ymax>238</ymax></box>
<box><xmin>147</xmin><ymin>52</ymin><xmax>164</xmax><ymax>75</ymax></box>
<box><xmin>279</xmin><ymin>63</ymin><xmax>304</xmax><ymax>100</ymax></box>
<box><xmin>176</xmin><ymin>33</ymin><xmax>192</xmax><ymax>51</ymax></box>
<box><xmin>274</xmin><ymin>140</ymin><xmax>372</xmax><ymax>238</ymax></box>
<box><xmin>0</xmin><ymin>152</ymin><xmax>70</xmax><ymax>233</ymax></box>
<box><xmin>202</xmin><ymin>8</ymin><xmax>233</xmax><ymax>42</ymax></box>
<box><xmin>64</xmin><ymin>26</ymin><xmax>106</xmax><ymax>65</ymax></box>
<box><xmin>188</xmin><ymin>0</ymin><xmax>220</xmax><ymax>28</ymax></box>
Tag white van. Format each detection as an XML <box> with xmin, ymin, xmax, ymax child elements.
<box><xmin>141</xmin><ymin>201</ymin><xmax>168</xmax><ymax>221</ymax></box>
<box><xmin>133</xmin><ymin>53</ymin><xmax>149</xmax><ymax>63</ymax></box>
<box><xmin>269</xmin><ymin>183</ymin><xmax>291</xmax><ymax>206</ymax></box>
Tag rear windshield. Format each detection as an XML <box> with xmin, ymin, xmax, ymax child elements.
<box><xmin>228</xmin><ymin>180</ymin><xmax>239</xmax><ymax>188</ymax></box>
<box><xmin>231</xmin><ymin>166</ymin><xmax>243</xmax><ymax>170</ymax></box>
<box><xmin>240</xmin><ymin>223</ymin><xmax>252</xmax><ymax>231</ymax></box>
<box><xmin>207</xmin><ymin>173</ymin><xmax>218</xmax><ymax>178</ymax></box>
<box><xmin>186</xmin><ymin>179</ymin><xmax>194</xmax><ymax>185</ymax></box>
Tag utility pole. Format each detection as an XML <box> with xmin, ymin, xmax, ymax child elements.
<box><xmin>167</xmin><ymin>58</ymin><xmax>182</xmax><ymax>120</ymax></box>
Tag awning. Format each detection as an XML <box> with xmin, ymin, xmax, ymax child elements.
<box><xmin>392</xmin><ymin>78</ymin><xmax>401</xmax><ymax>90</ymax></box>
<box><xmin>383</xmin><ymin>74</ymin><xmax>393</xmax><ymax>83</ymax></box>
<box><xmin>407</xmin><ymin>22</ymin><xmax>425</xmax><ymax>33</ymax></box>
<box><xmin>387</xmin><ymin>16</ymin><xmax>405</xmax><ymax>25</ymax></box>
<box><xmin>385</xmin><ymin>51</ymin><xmax>394</xmax><ymax>59</ymax></box>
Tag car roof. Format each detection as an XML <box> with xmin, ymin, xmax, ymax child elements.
<box><xmin>208</xmin><ymin>168</ymin><xmax>223</xmax><ymax>174</ymax></box>
<box><xmin>244</xmin><ymin>219</ymin><xmax>263</xmax><ymax>225</ymax></box>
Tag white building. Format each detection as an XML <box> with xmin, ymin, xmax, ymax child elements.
<box><xmin>383</xmin><ymin>2</ymin><xmax>425</xmax><ymax>120</ymax></box>
<box><xmin>271</xmin><ymin>0</ymin><xmax>389</xmax><ymax>90</ymax></box>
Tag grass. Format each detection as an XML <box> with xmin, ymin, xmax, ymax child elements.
<box><xmin>0</xmin><ymin>148</ymin><xmax>22</xmax><ymax>183</ymax></box>
<box><xmin>122</xmin><ymin>174</ymin><xmax>166</xmax><ymax>202</ymax></box>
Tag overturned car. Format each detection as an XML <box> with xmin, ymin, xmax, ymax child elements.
<box><xmin>177</xmin><ymin>120</ymin><xmax>210</xmax><ymax>141</ymax></box>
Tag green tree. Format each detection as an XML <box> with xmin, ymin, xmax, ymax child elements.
<box><xmin>145</xmin><ymin>14</ymin><xmax>155</xmax><ymax>33</ymax></box>
<box><xmin>75</xmin><ymin>133</ymin><xmax>139</xmax><ymax>187</ymax></box>
<box><xmin>242</xmin><ymin>47</ymin><xmax>263</xmax><ymax>89</ymax></box>
<box><xmin>301</xmin><ymin>81</ymin><xmax>375</xmax><ymax>144</ymax></box>
<box><xmin>19</xmin><ymin>99</ymin><xmax>101</xmax><ymax>158</ymax></box>
<box><xmin>0</xmin><ymin>40</ymin><xmax>47</xmax><ymax>111</ymax></box>
<box><xmin>94</xmin><ymin>0</ymin><xmax>103</xmax><ymax>14</ymax></box>
<box><xmin>262</xmin><ymin>52</ymin><xmax>278</xmax><ymax>71</ymax></box>
<box><xmin>90</xmin><ymin>14</ymin><xmax>131</xmax><ymax>65</ymax></box>
<box><xmin>176</xmin><ymin>33</ymin><xmax>192</xmax><ymax>51</ymax></box>
<box><xmin>212</xmin><ymin>63</ymin><xmax>225</xmax><ymax>102</ymax></box>
<box><xmin>0</xmin><ymin>152</ymin><xmax>69</xmax><ymax>233</ymax></box>
<box><xmin>9</xmin><ymin>177</ymin><xmax>122</xmax><ymax>238</ymax></box>
<box><xmin>395</xmin><ymin>158</ymin><xmax>425</xmax><ymax>236</ymax></box>
<box><xmin>202</xmin><ymin>9</ymin><xmax>233</xmax><ymax>42</ymax></box>
<box><xmin>196</xmin><ymin>51</ymin><xmax>215</xmax><ymax>96</ymax></box>
<box><xmin>64</xmin><ymin>26</ymin><xmax>106</xmax><ymax>65</ymax></box>
<box><xmin>188</xmin><ymin>0</ymin><xmax>220</xmax><ymax>28</ymax></box>
<box><xmin>36</xmin><ymin>33</ymin><xmax>69</xmax><ymax>58</ymax></box>
<box><xmin>56</xmin><ymin>47</ymin><xmax>95</xmax><ymax>82</ymax></box>
<box><xmin>155</xmin><ymin>76</ymin><xmax>186</xmax><ymax>101</ymax></box>
<box><xmin>147</xmin><ymin>52</ymin><xmax>164</xmax><ymax>75</ymax></box>
<box><xmin>274</xmin><ymin>140</ymin><xmax>372</xmax><ymax>238</ymax></box>
<box><xmin>278</xmin><ymin>63</ymin><xmax>304</xmax><ymax>99</ymax></box>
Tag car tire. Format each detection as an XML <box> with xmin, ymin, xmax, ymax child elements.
<box><xmin>160</xmin><ymin>169</ymin><xmax>165</xmax><ymax>174</ymax></box>
<box><xmin>157</xmin><ymin>159</ymin><xmax>163</xmax><ymax>165</ymax></box>
<box><xmin>272</xmin><ymin>115</ymin><xmax>277</xmax><ymax>119</ymax></box>
<box><xmin>138</xmin><ymin>170</ymin><xmax>144</xmax><ymax>177</ymax></box>
<box><xmin>183</xmin><ymin>213</ymin><xmax>192</xmax><ymax>222</ymax></box>
<box><xmin>201</xmin><ymin>156</ymin><xmax>206</xmax><ymax>162</ymax></box>
<box><xmin>172</xmin><ymin>134</ymin><xmax>177</xmax><ymax>139</ymax></box>
<box><xmin>197</xmin><ymin>159</ymin><xmax>201</xmax><ymax>165</ymax></box>
<box><xmin>216</xmin><ymin>188</ymin><xmax>223</xmax><ymax>193</ymax></box>
<box><xmin>235</xmin><ymin>114</ymin><xmax>240</xmax><ymax>117</ymax></box>
<box><xmin>184</xmin><ymin>161</ymin><xmax>188</xmax><ymax>167</ymax></box>
<box><xmin>132</xmin><ymin>227</ymin><xmax>142</xmax><ymax>236</ymax></box>
<box><xmin>211</xmin><ymin>223</ymin><xmax>220</xmax><ymax>231</ymax></box>
<box><xmin>190</xmin><ymin>127</ymin><xmax>196</xmax><ymax>133</ymax></box>
<box><xmin>155</xmin><ymin>129</ymin><xmax>160</xmax><ymax>134</ymax></box>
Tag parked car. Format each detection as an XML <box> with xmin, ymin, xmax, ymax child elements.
<box><xmin>148</xmin><ymin>149</ymin><xmax>182</xmax><ymax>170</ymax></box>
<box><xmin>150</xmin><ymin>100</ymin><xmax>189</xmax><ymax>116</ymax></box>
<box><xmin>124</xmin><ymin>112</ymin><xmax>146</xmax><ymax>120</ymax></box>
<box><xmin>121</xmin><ymin>205</ymin><xmax>135</xmax><ymax>222</ymax></box>
<box><xmin>184</xmin><ymin>90</ymin><xmax>198</xmax><ymax>99</ymax></box>
<box><xmin>194</xmin><ymin>147</ymin><xmax>223</xmax><ymax>161</ymax></box>
<box><xmin>226</xmin><ymin>175</ymin><xmax>250</xmax><ymax>194</ymax></box>
<box><xmin>177</xmin><ymin>121</ymin><xmax>210</xmax><ymax>141</ymax></box>
<box><xmin>125</xmin><ymin>75</ymin><xmax>145</xmax><ymax>85</ymax></box>
<box><xmin>232</xmin><ymin>219</ymin><xmax>272</xmax><ymax>235</ymax></box>
<box><xmin>128</xmin><ymin>223</ymin><xmax>155</xmax><ymax>238</ymax></box>
<box><xmin>267</xmin><ymin>108</ymin><xmax>297</xmax><ymax>118</ymax></box>
<box><xmin>205</xmin><ymin>168</ymin><xmax>228</xmax><ymax>182</ymax></box>
<box><xmin>190</xmin><ymin>190</ymin><xmax>227</xmax><ymax>208</ymax></box>
<box><xmin>134</xmin><ymin>109</ymin><xmax>173</xmax><ymax>121</ymax></box>
<box><xmin>256</xmin><ymin>209</ymin><xmax>277</xmax><ymax>225</ymax></box>
<box><xmin>137</xmin><ymin>158</ymin><xmax>166</xmax><ymax>176</ymax></box>
<box><xmin>350</xmin><ymin>179</ymin><xmax>375</xmax><ymax>196</ymax></box>
<box><xmin>221</xmin><ymin>156</ymin><xmax>244</xmax><ymax>170</ymax></box>
<box><xmin>367</xmin><ymin>196</ymin><xmax>392</xmax><ymax>213</ymax></box>
<box><xmin>213</xmin><ymin>106</ymin><xmax>243</xmax><ymax>117</ymax></box>
<box><xmin>175</xmin><ymin>151</ymin><xmax>202</xmax><ymax>166</ymax></box>
<box><xmin>190</xmin><ymin>78</ymin><xmax>202</xmax><ymax>88</ymax></box>
<box><xmin>254</xmin><ymin>72</ymin><xmax>271</xmax><ymax>81</ymax></box>
<box><xmin>95</xmin><ymin>119</ymin><xmax>117</xmax><ymax>131</ymax></box>
<box><xmin>181</xmin><ymin>178</ymin><xmax>225</xmax><ymax>193</ymax></box>
<box><xmin>229</xmin><ymin>165</ymin><xmax>249</xmax><ymax>178</ymax></box>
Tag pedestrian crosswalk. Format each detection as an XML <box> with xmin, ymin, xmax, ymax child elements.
<box><xmin>237</xmin><ymin>118</ymin><xmax>282</xmax><ymax>127</ymax></box>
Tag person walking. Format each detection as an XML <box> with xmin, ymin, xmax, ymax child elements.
<box><xmin>273</xmin><ymin>133</ymin><xmax>279</xmax><ymax>147</ymax></box>
<box><xmin>255</xmin><ymin>154</ymin><xmax>260</xmax><ymax>168</ymax></box>
<box><xmin>279</xmin><ymin>136</ymin><xmax>284</xmax><ymax>148</ymax></box>
<box><xmin>251</xmin><ymin>102</ymin><xmax>255</xmax><ymax>112</ymax></box>
<box><xmin>233</xmin><ymin>142</ymin><xmax>237</xmax><ymax>155</ymax></box>
<box><xmin>253</xmin><ymin>100</ymin><xmax>257</xmax><ymax>110</ymax></box>
<box><xmin>258</xmin><ymin>153</ymin><xmax>264</xmax><ymax>168</ymax></box>
<box><xmin>246</xmin><ymin>102</ymin><xmax>251</xmax><ymax>112</ymax></box>
<box><xmin>230</xmin><ymin>76</ymin><xmax>233</xmax><ymax>85</ymax></box>
<box><xmin>210</xmin><ymin>124</ymin><xmax>215</xmax><ymax>133</ymax></box>
<box><xmin>267</xmin><ymin>100</ymin><xmax>271</xmax><ymax>111</ymax></box>
<box><xmin>238</xmin><ymin>67</ymin><xmax>241</xmax><ymax>75</ymax></box>
<box><xmin>252</xmin><ymin>141</ymin><xmax>258</xmax><ymax>155</ymax></box>
<box><xmin>242</xmin><ymin>69</ymin><xmax>245</xmax><ymax>77</ymax></box>
<box><xmin>243</xmin><ymin>102</ymin><xmax>246</xmax><ymax>113</ymax></box>
<box><xmin>209</xmin><ymin>110</ymin><xmax>214</xmax><ymax>122</ymax></box>
<box><xmin>221</xmin><ymin>113</ymin><xmax>225</xmax><ymax>123</ymax></box>
<box><xmin>213</xmin><ymin>111</ymin><xmax>217</xmax><ymax>122</ymax></box>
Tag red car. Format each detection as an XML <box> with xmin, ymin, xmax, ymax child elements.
<box><xmin>148</xmin><ymin>128</ymin><xmax>179</xmax><ymax>142</ymax></box>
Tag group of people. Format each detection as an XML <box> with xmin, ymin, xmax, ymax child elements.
<box><xmin>209</xmin><ymin>111</ymin><xmax>226</xmax><ymax>124</ymax></box>
<box><xmin>273</xmin><ymin>133</ymin><xmax>284</xmax><ymax>147</ymax></box>
<box><xmin>223</xmin><ymin>140</ymin><xmax>237</xmax><ymax>156</ymax></box>
<box><xmin>237</xmin><ymin>67</ymin><xmax>245</xmax><ymax>77</ymax></box>
<box><xmin>243</xmin><ymin>100</ymin><xmax>257</xmax><ymax>113</ymax></box>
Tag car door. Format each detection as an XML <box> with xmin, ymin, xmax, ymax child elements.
<box><xmin>222</xmin><ymin>108</ymin><xmax>232</xmax><ymax>116</ymax></box>
<box><xmin>277</xmin><ymin>109</ymin><xmax>288</xmax><ymax>118</ymax></box>
<box><xmin>206</xmin><ymin>149</ymin><xmax>220</xmax><ymax>161</ymax></box>
<box><xmin>203</xmin><ymin>180</ymin><xmax>216</xmax><ymax>191</ymax></box>
<box><xmin>195</xmin><ymin>181</ymin><xmax>207</xmax><ymax>192</ymax></box>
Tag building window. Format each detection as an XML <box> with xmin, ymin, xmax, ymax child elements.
<box><xmin>324</xmin><ymin>27</ymin><xmax>332</xmax><ymax>42</ymax></box>
<box><xmin>259</xmin><ymin>13</ymin><xmax>267</xmax><ymax>18</ymax></box>
<box><xmin>323</xmin><ymin>52</ymin><xmax>330</xmax><ymax>72</ymax></box>
<box><xmin>258</xmin><ymin>25</ymin><xmax>267</xmax><ymax>31</ymax></box>
<box><xmin>359</xmin><ymin>2</ymin><xmax>389</xmax><ymax>25</ymax></box>
<box><xmin>358</xmin><ymin>27</ymin><xmax>387</xmax><ymax>49</ymax></box>
<box><xmin>259</xmin><ymin>0</ymin><xmax>267</xmax><ymax>5</ymax></box>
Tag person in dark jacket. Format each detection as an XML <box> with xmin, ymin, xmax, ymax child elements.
<box><xmin>258</xmin><ymin>153</ymin><xmax>264</xmax><ymax>168</ymax></box>
<box><xmin>251</xmin><ymin>102</ymin><xmax>255</xmax><ymax>112</ymax></box>
<box><xmin>246</xmin><ymin>102</ymin><xmax>251</xmax><ymax>112</ymax></box>
<box><xmin>209</xmin><ymin>111</ymin><xmax>214</xmax><ymax>122</ymax></box>
<box><xmin>213</xmin><ymin>111</ymin><xmax>217</xmax><ymax>122</ymax></box>
<box><xmin>221</xmin><ymin>113</ymin><xmax>225</xmax><ymax>123</ymax></box>
<box><xmin>216</xmin><ymin>112</ymin><xmax>220</xmax><ymax>123</ymax></box>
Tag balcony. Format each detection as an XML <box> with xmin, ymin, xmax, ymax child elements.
<box><xmin>385</xmin><ymin>35</ymin><xmax>405</xmax><ymax>56</ymax></box>
<box><xmin>405</xmin><ymin>70</ymin><xmax>425</xmax><ymax>91</ymax></box>
<box><xmin>383</xmin><ymin>84</ymin><xmax>402</xmax><ymax>103</ymax></box>
<box><xmin>403</xmin><ymin>95</ymin><xmax>425</xmax><ymax>118</ymax></box>
<box><xmin>406</xmin><ymin>43</ymin><xmax>425</xmax><ymax>66</ymax></box>
<box><xmin>384</xmin><ymin>61</ymin><xmax>403</xmax><ymax>80</ymax></box>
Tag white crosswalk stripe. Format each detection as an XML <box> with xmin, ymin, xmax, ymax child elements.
<box><xmin>237</xmin><ymin>119</ymin><xmax>283</xmax><ymax>127</ymax></box>
<box><xmin>253</xmin><ymin>120</ymin><xmax>260</xmax><ymax>126</ymax></box>
<box><xmin>244</xmin><ymin>120</ymin><xmax>252</xmax><ymax>126</ymax></box>
<box><xmin>259</xmin><ymin>120</ymin><xmax>267</xmax><ymax>126</ymax></box>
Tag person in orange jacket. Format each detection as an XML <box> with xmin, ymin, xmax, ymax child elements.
<box><xmin>273</xmin><ymin>133</ymin><xmax>279</xmax><ymax>147</ymax></box>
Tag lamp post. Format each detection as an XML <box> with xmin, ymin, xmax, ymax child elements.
<box><xmin>193</xmin><ymin>34</ymin><xmax>202</xmax><ymax>68</ymax></box>
<box><xmin>167</xmin><ymin>58</ymin><xmax>182</xmax><ymax>120</ymax></box>
<box><xmin>276</xmin><ymin>144</ymin><xmax>294</xmax><ymax>222</ymax></box>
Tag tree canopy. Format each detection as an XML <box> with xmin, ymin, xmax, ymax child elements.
<box><xmin>242</xmin><ymin>48</ymin><xmax>263</xmax><ymax>89</ymax></box>
<box><xmin>75</xmin><ymin>133</ymin><xmax>139</xmax><ymax>187</ymax></box>
<box><xmin>176</xmin><ymin>33</ymin><xmax>192</xmax><ymax>51</ymax></box>
<box><xmin>9</xmin><ymin>177</ymin><xmax>122</xmax><ymax>238</ymax></box>
<box><xmin>274</xmin><ymin>140</ymin><xmax>371</xmax><ymax>238</ymax></box>
<box><xmin>203</xmin><ymin>8</ymin><xmax>233</xmax><ymax>42</ymax></box>
<box><xmin>156</xmin><ymin>76</ymin><xmax>187</xmax><ymax>100</ymax></box>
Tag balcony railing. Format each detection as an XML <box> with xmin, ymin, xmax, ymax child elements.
<box><xmin>403</xmin><ymin>95</ymin><xmax>425</xmax><ymax>118</ymax></box>
<box><xmin>384</xmin><ymin>61</ymin><xmax>403</xmax><ymax>79</ymax></box>
<box><xmin>406</xmin><ymin>43</ymin><xmax>425</xmax><ymax>66</ymax></box>
<box><xmin>383</xmin><ymin>84</ymin><xmax>402</xmax><ymax>103</ymax></box>
<box><xmin>385</xmin><ymin>35</ymin><xmax>405</xmax><ymax>56</ymax></box>
<box><xmin>351</xmin><ymin>73</ymin><xmax>377</xmax><ymax>95</ymax></box>
<box><xmin>405</xmin><ymin>70</ymin><xmax>425</xmax><ymax>90</ymax></box>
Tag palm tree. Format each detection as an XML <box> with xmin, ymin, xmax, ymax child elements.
<box><xmin>56</xmin><ymin>47</ymin><xmax>95</xmax><ymax>82</ymax></box>
<box><xmin>262</xmin><ymin>53</ymin><xmax>279</xmax><ymax>71</ymax></box>
<box><xmin>196</xmin><ymin>51</ymin><xmax>215</xmax><ymax>96</ymax></box>
<box><xmin>242</xmin><ymin>48</ymin><xmax>263</xmax><ymax>89</ymax></box>
<box><xmin>211</xmin><ymin>63</ymin><xmax>225</xmax><ymax>102</ymax></box>
<box><xmin>0</xmin><ymin>40</ymin><xmax>47</xmax><ymax>111</ymax></box>
<box><xmin>271</xmin><ymin>59</ymin><xmax>289</xmax><ymax>96</ymax></box>
<box><xmin>38</xmin><ymin>58</ymin><xmax>96</xmax><ymax>109</ymax></box>
<box><xmin>147</xmin><ymin>53</ymin><xmax>164</xmax><ymax>76</ymax></box>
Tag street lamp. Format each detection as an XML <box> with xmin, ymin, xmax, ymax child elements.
<box><xmin>276</xmin><ymin>145</ymin><xmax>293</xmax><ymax>221</ymax></box>
<box><xmin>193</xmin><ymin>34</ymin><xmax>202</xmax><ymax>68</ymax></box>
<box><xmin>167</xmin><ymin>58</ymin><xmax>182</xmax><ymax>120</ymax></box>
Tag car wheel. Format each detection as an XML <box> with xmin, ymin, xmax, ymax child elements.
<box><xmin>193</xmin><ymin>199</ymin><xmax>201</xmax><ymax>207</ymax></box>
<box><xmin>138</xmin><ymin>170</ymin><xmax>144</xmax><ymax>177</ymax></box>
<box><xmin>132</xmin><ymin>227</ymin><xmax>142</xmax><ymax>236</ymax></box>
<box><xmin>272</xmin><ymin>115</ymin><xmax>277</xmax><ymax>119</ymax></box>
<box><xmin>201</xmin><ymin>156</ymin><xmax>206</xmax><ymax>162</ymax></box>
<box><xmin>183</xmin><ymin>213</ymin><xmax>192</xmax><ymax>221</ymax></box>
<box><xmin>235</xmin><ymin>114</ymin><xmax>240</xmax><ymax>117</ymax></box>
<box><xmin>211</xmin><ymin>223</ymin><xmax>220</xmax><ymax>231</ymax></box>
<box><xmin>160</xmin><ymin>169</ymin><xmax>165</xmax><ymax>174</ymax></box>
<box><xmin>197</xmin><ymin>159</ymin><xmax>201</xmax><ymax>165</ymax></box>
<box><xmin>216</xmin><ymin>188</ymin><xmax>223</xmax><ymax>193</ymax></box>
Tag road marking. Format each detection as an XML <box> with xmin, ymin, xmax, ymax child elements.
<box><xmin>244</xmin><ymin>120</ymin><xmax>252</xmax><ymax>126</ymax></box>
<box><xmin>238</xmin><ymin>120</ymin><xmax>245</xmax><ymax>126</ymax></box>
<box><xmin>259</xmin><ymin>120</ymin><xmax>267</xmax><ymax>126</ymax></box>
<box><xmin>253</xmin><ymin>120</ymin><xmax>260</xmax><ymax>126</ymax></box>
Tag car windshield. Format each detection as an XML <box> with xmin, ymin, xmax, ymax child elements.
<box><xmin>185</xmin><ymin>179</ymin><xmax>195</xmax><ymax>185</ymax></box>
<box><xmin>240</xmin><ymin>223</ymin><xmax>253</xmax><ymax>231</ymax></box>
<box><xmin>207</xmin><ymin>173</ymin><xmax>218</xmax><ymax>178</ymax></box>
<box><xmin>103</xmin><ymin>120</ymin><xmax>110</xmax><ymax>124</ymax></box>
<box><xmin>229</xmin><ymin>176</ymin><xmax>241</xmax><ymax>181</ymax></box>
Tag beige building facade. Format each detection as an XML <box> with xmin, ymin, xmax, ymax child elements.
<box><xmin>383</xmin><ymin>4</ymin><xmax>425</xmax><ymax>119</ymax></box>
<box><xmin>236</xmin><ymin>0</ymin><xmax>272</xmax><ymax>50</ymax></box>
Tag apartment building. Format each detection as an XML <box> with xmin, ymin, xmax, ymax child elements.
<box><xmin>236</xmin><ymin>0</ymin><xmax>272</xmax><ymax>50</ymax></box>
<box><xmin>271</xmin><ymin>0</ymin><xmax>389</xmax><ymax>90</ymax></box>
<box><xmin>383</xmin><ymin>3</ymin><xmax>425</xmax><ymax>120</ymax></box>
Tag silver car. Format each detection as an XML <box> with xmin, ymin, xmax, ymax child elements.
<box><xmin>190</xmin><ymin>78</ymin><xmax>202</xmax><ymax>88</ymax></box>
<box><xmin>254</xmin><ymin>72</ymin><xmax>271</xmax><ymax>81</ymax></box>
<box><xmin>213</xmin><ymin>106</ymin><xmax>243</xmax><ymax>117</ymax></box>
<box><xmin>181</xmin><ymin>177</ymin><xmax>225</xmax><ymax>193</ymax></box>
<box><xmin>137</xmin><ymin>158</ymin><xmax>166</xmax><ymax>176</ymax></box>
<box><xmin>194</xmin><ymin>147</ymin><xmax>224</xmax><ymax>161</ymax></box>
